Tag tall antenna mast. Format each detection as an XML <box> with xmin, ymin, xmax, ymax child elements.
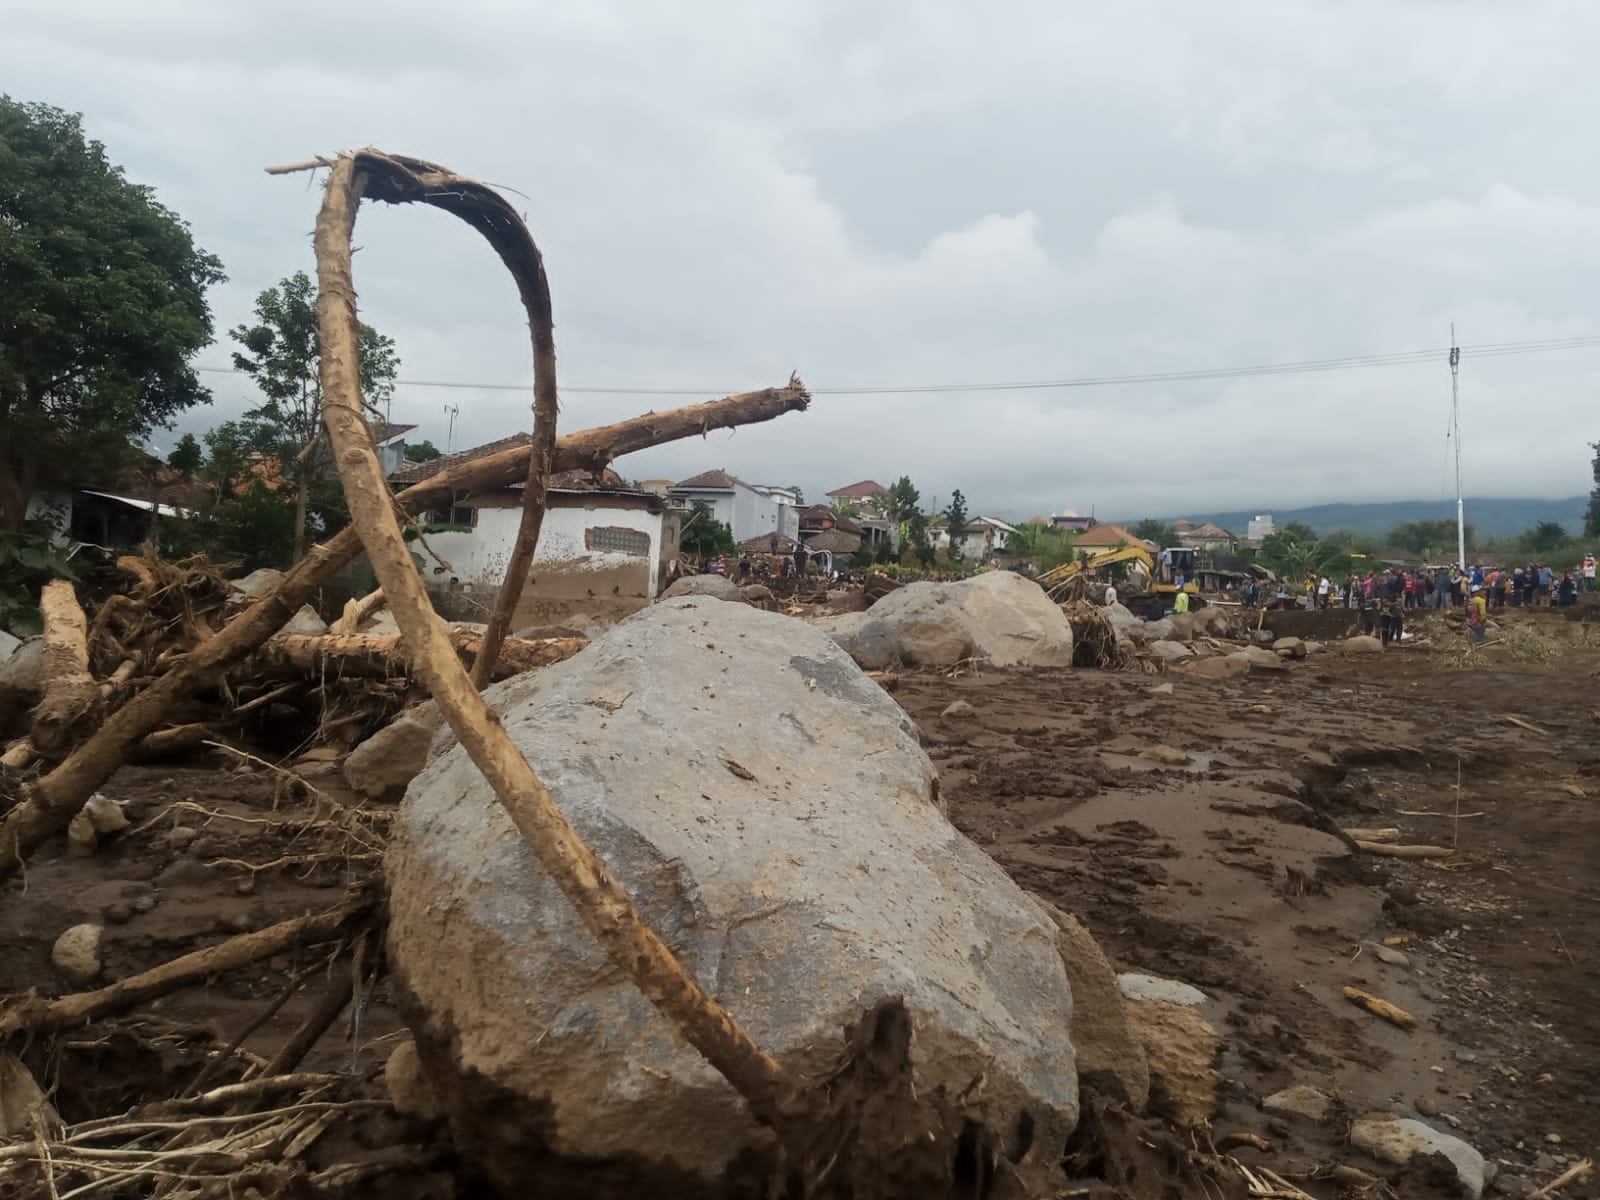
<box><xmin>1449</xmin><ymin>324</ymin><xmax>1464</xmax><ymax>569</ymax></box>
<box><xmin>444</xmin><ymin>401</ymin><xmax>460</xmax><ymax>452</ymax></box>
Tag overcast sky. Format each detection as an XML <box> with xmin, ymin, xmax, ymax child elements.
<box><xmin>8</xmin><ymin>2</ymin><xmax>1599</xmax><ymax>520</ymax></box>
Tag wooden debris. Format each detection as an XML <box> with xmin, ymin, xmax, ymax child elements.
<box><xmin>1503</xmin><ymin>713</ymin><xmax>1552</xmax><ymax>736</ymax></box>
<box><xmin>31</xmin><ymin>579</ymin><xmax>99</xmax><ymax>756</ymax></box>
<box><xmin>1342</xmin><ymin>985</ymin><xmax>1417</xmax><ymax>1030</ymax></box>
<box><xmin>1526</xmin><ymin>1157</ymin><xmax>1592</xmax><ymax>1199</ymax></box>
<box><xmin>1341</xmin><ymin>826</ymin><xmax>1401</xmax><ymax>843</ymax></box>
<box><xmin>1353</xmin><ymin>841</ymin><xmax>1454</xmax><ymax>859</ymax></box>
<box><xmin>328</xmin><ymin>586</ymin><xmax>386</xmax><ymax>635</ymax></box>
<box><xmin>1217</xmin><ymin>1130</ymin><xmax>1272</xmax><ymax>1153</ymax></box>
<box><xmin>255</xmin><ymin>630</ymin><xmax>586</xmax><ymax>680</ymax></box>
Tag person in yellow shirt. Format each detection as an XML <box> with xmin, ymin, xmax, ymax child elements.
<box><xmin>1466</xmin><ymin>586</ymin><xmax>1487</xmax><ymax>644</ymax></box>
<box><xmin>1174</xmin><ymin>591</ymin><xmax>1190</xmax><ymax>614</ymax></box>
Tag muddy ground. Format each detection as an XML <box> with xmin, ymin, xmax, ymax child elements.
<box><xmin>2</xmin><ymin>607</ymin><xmax>1596</xmax><ymax>1197</ymax></box>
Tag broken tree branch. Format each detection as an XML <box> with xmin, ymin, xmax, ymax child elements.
<box><xmin>1353</xmin><ymin>841</ymin><xmax>1455</xmax><ymax>859</ymax></box>
<box><xmin>0</xmin><ymin>896</ymin><xmax>372</xmax><ymax>1039</ymax></box>
<box><xmin>0</xmin><ymin>386</ymin><xmax>806</xmax><ymax>880</ymax></box>
<box><xmin>1341</xmin><ymin>986</ymin><xmax>1417</xmax><ymax>1030</ymax></box>
<box><xmin>328</xmin><ymin>588</ymin><xmax>385</xmax><ymax>636</ymax></box>
<box><xmin>311</xmin><ymin>148</ymin><xmax>787</xmax><ymax>1123</ymax></box>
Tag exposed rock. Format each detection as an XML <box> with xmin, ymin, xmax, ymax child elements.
<box><xmin>1264</xmin><ymin>1083</ymin><xmax>1332</xmax><ymax>1123</ymax></box>
<box><xmin>1142</xmin><ymin>618</ymin><xmax>1176</xmax><ymax>642</ymax></box>
<box><xmin>0</xmin><ymin>638</ymin><xmax>44</xmax><ymax>695</ymax></box>
<box><xmin>1146</xmin><ymin>641</ymin><xmax>1194</xmax><ymax>664</ymax></box>
<box><xmin>1372</xmin><ymin>944</ymin><xmax>1411</xmax><ymax>968</ymax></box>
<box><xmin>1150</xmin><ymin>682</ymin><xmax>1175</xmax><ymax>695</ymax></box>
<box><xmin>0</xmin><ymin>1051</ymin><xmax>59</xmax><ymax>1138</ymax></box>
<box><xmin>864</xmin><ymin>571</ymin><xmax>1073</xmax><ymax>668</ymax></box>
<box><xmin>1118</xmin><ymin>973</ymin><xmax>1207</xmax><ymax>1007</ymax></box>
<box><xmin>344</xmin><ymin>702</ymin><xmax>445</xmax><ymax>800</ymax></box>
<box><xmin>1190</xmin><ymin>606</ymin><xmax>1232</xmax><ymax>636</ymax></box>
<box><xmin>1345</xmin><ymin>635</ymin><xmax>1385</xmax><ymax>654</ymax></box>
<box><xmin>661</xmin><ymin>574</ymin><xmax>744</xmax><ymax>601</ymax></box>
<box><xmin>230</xmin><ymin>567</ymin><xmax>286</xmax><ymax>598</ymax></box>
<box><xmin>1350</xmin><ymin>1115</ymin><xmax>1485</xmax><ymax>1199</ymax></box>
<box><xmin>1162</xmin><ymin>612</ymin><xmax>1195</xmax><ymax>642</ymax></box>
<box><xmin>1124</xmin><ymin>999</ymin><xmax>1220</xmax><ymax>1128</ymax></box>
<box><xmin>1140</xmin><ymin>745</ymin><xmax>1191</xmax><ymax>767</ymax></box>
<box><xmin>1252</xmin><ymin>629</ymin><xmax>1276</xmax><ymax>646</ymax></box>
<box><xmin>52</xmin><ymin>924</ymin><xmax>104</xmax><ymax>986</ymax></box>
<box><xmin>1180</xmin><ymin>654</ymin><xmax>1251</xmax><ymax>680</ymax></box>
<box><xmin>940</xmin><ymin>699</ymin><xmax>978</xmax><ymax>721</ymax></box>
<box><xmin>281</xmin><ymin>605</ymin><xmax>329</xmax><ymax>636</ymax></box>
<box><xmin>738</xmin><ymin>584</ymin><xmax>775</xmax><ymax>609</ymax></box>
<box><xmin>1272</xmin><ymin>636</ymin><xmax>1307</xmax><ymax>659</ymax></box>
<box><xmin>1104</xmin><ymin>602</ymin><xmax>1150</xmax><ymax>644</ymax></box>
<box><xmin>66</xmin><ymin>810</ymin><xmax>99</xmax><ymax>855</ymax></box>
<box><xmin>1043</xmin><ymin>905</ymin><xmax>1150</xmax><ymax>1111</ymax></box>
<box><xmin>1242</xmin><ymin>644</ymin><xmax>1288</xmax><ymax>669</ymax></box>
<box><xmin>84</xmin><ymin>793</ymin><xmax>129</xmax><ymax>835</ymax></box>
<box><xmin>812</xmin><ymin>612</ymin><xmax>900</xmax><ymax>670</ymax></box>
<box><xmin>365</xmin><ymin>609</ymin><xmax>401</xmax><ymax>636</ymax></box>
<box><xmin>0</xmin><ymin>630</ymin><xmax>20</xmax><ymax>662</ymax></box>
<box><xmin>1304</xmin><ymin>640</ymin><xmax>1326</xmax><ymax>655</ymax></box>
<box><xmin>385</xmin><ymin>1037</ymin><xmax>444</xmax><ymax>1120</ymax></box>
<box><xmin>387</xmin><ymin>598</ymin><xmax>1079</xmax><ymax>1192</ymax></box>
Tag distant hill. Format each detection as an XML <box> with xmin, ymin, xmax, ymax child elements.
<box><xmin>1172</xmin><ymin>496</ymin><xmax>1589</xmax><ymax>541</ymax></box>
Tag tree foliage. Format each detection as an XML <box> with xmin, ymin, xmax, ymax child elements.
<box><xmin>229</xmin><ymin>271</ymin><xmax>398</xmax><ymax>558</ymax></box>
<box><xmin>1387</xmin><ymin>519</ymin><xmax>1472</xmax><ymax>559</ymax></box>
<box><xmin>1001</xmin><ymin>522</ymin><xmax>1079</xmax><ymax>571</ymax></box>
<box><xmin>1256</xmin><ymin>527</ymin><xmax>1352</xmax><ymax>580</ymax></box>
<box><xmin>0</xmin><ymin>97</ymin><xmax>225</xmax><ymax>528</ymax></box>
<box><xmin>943</xmin><ymin>489</ymin><xmax>970</xmax><ymax>558</ymax></box>
<box><xmin>884</xmin><ymin>476</ymin><xmax>921</xmax><ymax>524</ymax></box>
<box><xmin>405</xmin><ymin>439</ymin><xmax>442</xmax><ymax>463</ymax></box>
<box><xmin>167</xmin><ymin>433</ymin><xmax>203</xmax><ymax>476</ymax></box>
<box><xmin>1133</xmin><ymin>519</ymin><xmax>1181</xmax><ymax>548</ymax></box>
<box><xmin>679</xmin><ymin>499</ymin><xmax>735</xmax><ymax>558</ymax></box>
<box><xmin>0</xmin><ymin>531</ymin><xmax>82</xmax><ymax>636</ymax></box>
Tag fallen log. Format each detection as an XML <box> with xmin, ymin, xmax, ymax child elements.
<box><xmin>31</xmin><ymin>580</ymin><xmax>100</xmax><ymax>757</ymax></box>
<box><xmin>255</xmin><ymin>631</ymin><xmax>586</xmax><ymax>680</ymax></box>
<box><xmin>328</xmin><ymin>587</ymin><xmax>385</xmax><ymax>636</ymax></box>
<box><xmin>0</xmin><ymin>384</ymin><xmax>806</xmax><ymax>880</ymax></box>
<box><xmin>1353</xmin><ymin>841</ymin><xmax>1454</xmax><ymax>859</ymax></box>
<box><xmin>1342</xmin><ymin>985</ymin><xmax>1417</xmax><ymax>1030</ymax></box>
<box><xmin>0</xmin><ymin>896</ymin><xmax>372</xmax><ymax>1039</ymax></box>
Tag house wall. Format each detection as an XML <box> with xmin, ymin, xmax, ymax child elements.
<box><xmin>422</xmin><ymin>502</ymin><xmax>667</xmax><ymax>628</ymax></box>
<box><xmin>673</xmin><ymin>487</ymin><xmax>797</xmax><ymax>543</ymax></box>
<box><xmin>26</xmin><ymin>491</ymin><xmax>73</xmax><ymax>546</ymax></box>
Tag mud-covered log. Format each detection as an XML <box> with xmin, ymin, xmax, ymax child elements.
<box><xmin>0</xmin><ymin>386</ymin><xmax>804</xmax><ymax>881</ymax></box>
<box><xmin>31</xmin><ymin>580</ymin><xmax>100</xmax><ymax>757</ymax></box>
<box><xmin>257</xmin><ymin>630</ymin><xmax>586</xmax><ymax>680</ymax></box>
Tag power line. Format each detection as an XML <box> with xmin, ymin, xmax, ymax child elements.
<box><xmin>193</xmin><ymin>332</ymin><xmax>1600</xmax><ymax>399</ymax></box>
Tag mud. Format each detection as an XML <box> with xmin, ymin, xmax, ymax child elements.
<box><xmin>2</xmin><ymin>616</ymin><xmax>1596</xmax><ymax>1197</ymax></box>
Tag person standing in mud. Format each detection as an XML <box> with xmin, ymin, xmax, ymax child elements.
<box><xmin>1466</xmin><ymin>586</ymin><xmax>1488</xmax><ymax>644</ymax></box>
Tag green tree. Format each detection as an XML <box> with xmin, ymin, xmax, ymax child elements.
<box><xmin>943</xmin><ymin>489</ymin><xmax>970</xmax><ymax>559</ymax></box>
<box><xmin>1387</xmin><ymin>519</ymin><xmax>1471</xmax><ymax>559</ymax></box>
<box><xmin>405</xmin><ymin>439</ymin><xmax>442</xmax><ymax>463</ymax></box>
<box><xmin>786</xmin><ymin>484</ymin><xmax>805</xmax><ymax>505</ymax></box>
<box><xmin>1523</xmin><ymin>521</ymin><xmax>1570</xmax><ymax>555</ymax></box>
<box><xmin>230</xmin><ymin>270</ymin><xmax>399</xmax><ymax>560</ymax></box>
<box><xmin>167</xmin><ymin>433</ymin><xmax>203</xmax><ymax>476</ymax></box>
<box><xmin>1133</xmin><ymin>518</ymin><xmax>1181</xmax><ymax>548</ymax></box>
<box><xmin>884</xmin><ymin>476</ymin><xmax>921</xmax><ymax>524</ymax></box>
<box><xmin>0</xmin><ymin>97</ymin><xmax>225</xmax><ymax>529</ymax></box>
<box><xmin>678</xmin><ymin>499</ymin><xmax>735</xmax><ymax>558</ymax></box>
<box><xmin>1586</xmin><ymin>441</ymin><xmax>1600</xmax><ymax>539</ymax></box>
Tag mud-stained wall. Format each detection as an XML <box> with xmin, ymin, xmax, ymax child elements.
<box><xmin>420</xmin><ymin>496</ymin><xmax>669</xmax><ymax>629</ymax></box>
<box><xmin>1262</xmin><ymin>607</ymin><xmax>1362</xmax><ymax>640</ymax></box>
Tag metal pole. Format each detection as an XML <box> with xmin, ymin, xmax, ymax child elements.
<box><xmin>1449</xmin><ymin>325</ymin><xmax>1464</xmax><ymax>569</ymax></box>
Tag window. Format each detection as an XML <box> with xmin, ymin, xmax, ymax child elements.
<box><xmin>425</xmin><ymin>505</ymin><xmax>476</xmax><ymax>528</ymax></box>
<box><xmin>586</xmin><ymin>525</ymin><xmax>651</xmax><ymax>556</ymax></box>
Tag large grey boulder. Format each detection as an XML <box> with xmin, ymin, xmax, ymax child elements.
<box><xmin>1350</xmin><ymin>1116</ymin><xmax>1485</xmax><ymax>1199</ymax></box>
<box><xmin>387</xmin><ymin>599</ymin><xmax>1078</xmax><ymax>1193</ymax></box>
<box><xmin>661</xmin><ymin>574</ymin><xmax>744</xmax><ymax>601</ymax></box>
<box><xmin>345</xmin><ymin>702</ymin><xmax>445</xmax><ymax>800</ymax></box>
<box><xmin>854</xmin><ymin>571</ymin><xmax>1073</xmax><ymax>668</ymax></box>
<box><xmin>811</xmin><ymin>612</ymin><xmax>902</xmax><ymax>670</ymax></box>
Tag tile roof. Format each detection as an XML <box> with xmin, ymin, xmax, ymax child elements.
<box><xmin>671</xmin><ymin>468</ymin><xmax>747</xmax><ymax>490</ymax></box>
<box><xmin>1073</xmin><ymin>523</ymin><xmax>1146</xmax><ymax>548</ymax></box>
<box><xmin>826</xmin><ymin>480</ymin><xmax>888</xmax><ymax>500</ymax></box>
<box><xmin>387</xmin><ymin>432</ymin><xmax>531</xmax><ymax>483</ymax></box>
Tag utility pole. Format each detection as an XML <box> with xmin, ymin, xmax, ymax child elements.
<box><xmin>1449</xmin><ymin>325</ymin><xmax>1465</xmax><ymax>569</ymax></box>
<box><xmin>444</xmin><ymin>401</ymin><xmax>460</xmax><ymax>453</ymax></box>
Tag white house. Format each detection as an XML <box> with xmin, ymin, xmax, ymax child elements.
<box><xmin>389</xmin><ymin>445</ymin><xmax>678</xmax><ymax>626</ymax></box>
<box><xmin>668</xmin><ymin>469</ymin><xmax>800</xmax><ymax>544</ymax></box>
<box><xmin>1246</xmin><ymin>514</ymin><xmax>1275</xmax><ymax>544</ymax></box>
<box><xmin>934</xmin><ymin>515</ymin><xmax>1018</xmax><ymax>560</ymax></box>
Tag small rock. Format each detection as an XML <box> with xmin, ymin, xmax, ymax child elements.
<box><xmin>1263</xmin><ymin>1083</ymin><xmax>1332</xmax><ymax>1123</ymax></box>
<box><xmin>1140</xmin><ymin>744</ymin><xmax>1191</xmax><ymax>766</ymax></box>
<box><xmin>131</xmin><ymin>893</ymin><xmax>158</xmax><ymax>914</ymax></box>
<box><xmin>1373</xmin><ymin>944</ymin><xmax>1411</xmax><ymax>968</ymax></box>
<box><xmin>297</xmin><ymin>746</ymin><xmax>343</xmax><ymax>763</ymax></box>
<box><xmin>1124</xmin><ymin>999</ymin><xmax>1220</xmax><ymax>1128</ymax></box>
<box><xmin>66</xmin><ymin>810</ymin><xmax>99</xmax><ymax>854</ymax></box>
<box><xmin>1453</xmin><ymin>1049</ymin><xmax>1479</xmax><ymax>1064</ymax></box>
<box><xmin>1272</xmin><ymin>636</ymin><xmax>1307</xmax><ymax>659</ymax></box>
<box><xmin>1252</xmin><ymin>629</ymin><xmax>1276</xmax><ymax>646</ymax></box>
<box><xmin>1118</xmin><ymin>973</ymin><xmax>1207</xmax><ymax>1007</ymax></box>
<box><xmin>1544</xmin><ymin>1133</ymin><xmax>1562</xmax><ymax>1146</ymax></box>
<box><xmin>940</xmin><ymin>700</ymin><xmax>978</xmax><ymax>722</ymax></box>
<box><xmin>1182</xmin><ymin>654</ymin><xmax>1251</xmax><ymax>679</ymax></box>
<box><xmin>1147</xmin><ymin>640</ymin><xmax>1195</xmax><ymax>664</ymax></box>
<box><xmin>230</xmin><ymin>567</ymin><xmax>287</xmax><ymax>598</ymax></box>
<box><xmin>1304</xmin><ymin>640</ymin><xmax>1325</xmax><ymax>654</ymax></box>
<box><xmin>281</xmin><ymin>604</ymin><xmax>329</xmax><ymax>636</ymax></box>
<box><xmin>1350</xmin><ymin>1116</ymin><xmax>1485</xmax><ymax>1200</ymax></box>
<box><xmin>166</xmin><ymin>826</ymin><xmax>199</xmax><ymax>849</ymax></box>
<box><xmin>1242</xmin><ymin>644</ymin><xmax>1287</xmax><ymax>669</ymax></box>
<box><xmin>156</xmin><ymin>858</ymin><xmax>214</xmax><ymax>888</ymax></box>
<box><xmin>344</xmin><ymin>703</ymin><xmax>444</xmax><ymax>800</ymax></box>
<box><xmin>385</xmin><ymin>1038</ymin><xmax>444</xmax><ymax>1120</ymax></box>
<box><xmin>52</xmin><ymin>924</ymin><xmax>104</xmax><ymax>986</ymax></box>
<box><xmin>1415</xmin><ymin>1094</ymin><xmax>1438</xmax><ymax>1117</ymax></box>
<box><xmin>187</xmin><ymin>836</ymin><xmax>222</xmax><ymax>860</ymax></box>
<box><xmin>102</xmin><ymin>901</ymin><xmax>133</xmax><ymax>925</ymax></box>
<box><xmin>1150</xmin><ymin>682</ymin><xmax>1175</xmax><ymax>695</ymax></box>
<box><xmin>1345</xmin><ymin>635</ymin><xmax>1385</xmax><ymax>654</ymax></box>
<box><xmin>84</xmin><ymin>794</ymin><xmax>129</xmax><ymax>834</ymax></box>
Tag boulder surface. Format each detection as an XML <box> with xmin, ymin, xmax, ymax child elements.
<box><xmin>387</xmin><ymin>598</ymin><xmax>1078</xmax><ymax>1194</ymax></box>
<box><xmin>824</xmin><ymin>571</ymin><xmax>1072</xmax><ymax>668</ymax></box>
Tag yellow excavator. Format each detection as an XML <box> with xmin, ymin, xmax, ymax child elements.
<box><xmin>1039</xmin><ymin>545</ymin><xmax>1199</xmax><ymax>615</ymax></box>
